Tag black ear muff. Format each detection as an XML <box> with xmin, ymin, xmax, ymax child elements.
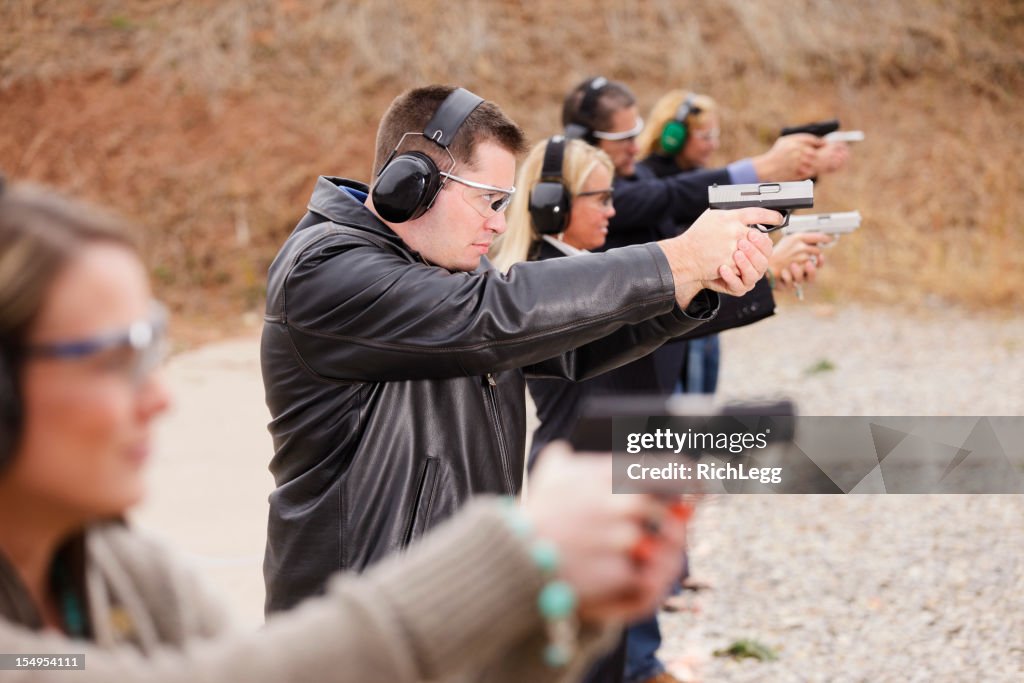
<box><xmin>529</xmin><ymin>136</ymin><xmax>571</xmax><ymax>235</ymax></box>
<box><xmin>660</xmin><ymin>93</ymin><xmax>701</xmax><ymax>156</ymax></box>
<box><xmin>0</xmin><ymin>345</ymin><xmax>21</xmax><ymax>471</ymax></box>
<box><xmin>372</xmin><ymin>152</ymin><xmax>443</xmax><ymax>223</ymax></box>
<box><xmin>371</xmin><ymin>87</ymin><xmax>485</xmax><ymax>224</ymax></box>
<box><xmin>0</xmin><ymin>176</ymin><xmax>16</xmax><ymax>471</ymax></box>
<box><xmin>565</xmin><ymin>76</ymin><xmax>608</xmax><ymax>145</ymax></box>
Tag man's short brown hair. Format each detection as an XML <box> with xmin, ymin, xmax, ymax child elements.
<box><xmin>371</xmin><ymin>85</ymin><xmax>527</xmax><ymax>179</ymax></box>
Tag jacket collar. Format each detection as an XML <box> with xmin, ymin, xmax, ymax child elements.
<box><xmin>0</xmin><ymin>543</ymin><xmax>40</xmax><ymax>630</ymax></box>
<box><xmin>0</xmin><ymin>531</ymin><xmax>88</xmax><ymax>633</ymax></box>
<box><xmin>306</xmin><ymin>176</ymin><xmax>407</xmax><ymax>248</ymax></box>
<box><xmin>541</xmin><ymin>234</ymin><xmax>586</xmax><ymax>257</ymax></box>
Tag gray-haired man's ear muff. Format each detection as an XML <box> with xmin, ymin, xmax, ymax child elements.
<box><xmin>564</xmin><ymin>76</ymin><xmax>608</xmax><ymax>145</ymax></box>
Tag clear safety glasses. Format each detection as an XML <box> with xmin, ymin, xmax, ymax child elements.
<box><xmin>25</xmin><ymin>300</ymin><xmax>169</xmax><ymax>387</ymax></box>
<box><xmin>439</xmin><ymin>172</ymin><xmax>516</xmax><ymax>218</ymax></box>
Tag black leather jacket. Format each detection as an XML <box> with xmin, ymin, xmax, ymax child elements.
<box><xmin>261</xmin><ymin>176</ymin><xmax>719</xmax><ymax>613</ymax></box>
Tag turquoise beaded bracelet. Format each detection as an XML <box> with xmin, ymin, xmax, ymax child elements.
<box><xmin>500</xmin><ymin>498</ymin><xmax>579</xmax><ymax>667</ymax></box>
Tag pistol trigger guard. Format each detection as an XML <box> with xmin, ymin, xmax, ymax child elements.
<box><xmin>754</xmin><ymin>209</ymin><xmax>790</xmax><ymax>233</ymax></box>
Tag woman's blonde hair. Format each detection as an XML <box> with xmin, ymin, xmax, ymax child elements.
<box><xmin>490</xmin><ymin>138</ymin><xmax>613</xmax><ymax>273</ymax></box>
<box><xmin>636</xmin><ymin>90</ymin><xmax>718</xmax><ymax>159</ymax></box>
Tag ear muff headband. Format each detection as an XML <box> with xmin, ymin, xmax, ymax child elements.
<box><xmin>529</xmin><ymin>136</ymin><xmax>572</xmax><ymax>235</ymax></box>
<box><xmin>423</xmin><ymin>87</ymin><xmax>484</xmax><ymax>147</ymax></box>
<box><xmin>371</xmin><ymin>87</ymin><xmax>485</xmax><ymax>223</ymax></box>
<box><xmin>565</xmin><ymin>76</ymin><xmax>608</xmax><ymax>144</ymax></box>
<box><xmin>660</xmin><ymin>93</ymin><xmax>701</xmax><ymax>156</ymax></box>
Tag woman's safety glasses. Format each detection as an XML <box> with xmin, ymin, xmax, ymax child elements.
<box><xmin>25</xmin><ymin>301</ymin><xmax>169</xmax><ymax>388</ymax></box>
<box><xmin>576</xmin><ymin>188</ymin><xmax>615</xmax><ymax>207</ymax></box>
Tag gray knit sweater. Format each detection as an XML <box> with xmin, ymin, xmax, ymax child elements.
<box><xmin>0</xmin><ymin>499</ymin><xmax>613</xmax><ymax>682</ymax></box>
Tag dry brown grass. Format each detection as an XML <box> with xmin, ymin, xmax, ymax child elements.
<box><xmin>1</xmin><ymin>0</ymin><xmax>1022</xmax><ymax>331</ymax></box>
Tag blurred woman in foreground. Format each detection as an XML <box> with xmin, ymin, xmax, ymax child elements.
<box><xmin>0</xmin><ymin>181</ymin><xmax>690</xmax><ymax>682</ymax></box>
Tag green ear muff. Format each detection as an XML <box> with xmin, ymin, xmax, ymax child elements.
<box><xmin>660</xmin><ymin>119</ymin><xmax>688</xmax><ymax>155</ymax></box>
<box><xmin>659</xmin><ymin>94</ymin><xmax>700</xmax><ymax>156</ymax></box>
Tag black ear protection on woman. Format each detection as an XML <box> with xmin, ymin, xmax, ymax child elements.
<box><xmin>0</xmin><ymin>343</ymin><xmax>21</xmax><ymax>470</ymax></box>
<box><xmin>564</xmin><ymin>76</ymin><xmax>608</xmax><ymax>144</ymax></box>
<box><xmin>370</xmin><ymin>88</ymin><xmax>485</xmax><ymax>224</ymax></box>
<box><xmin>528</xmin><ymin>136</ymin><xmax>572</xmax><ymax>235</ymax></box>
<box><xmin>660</xmin><ymin>93</ymin><xmax>701</xmax><ymax>155</ymax></box>
<box><xmin>0</xmin><ymin>174</ymin><xmax>18</xmax><ymax>470</ymax></box>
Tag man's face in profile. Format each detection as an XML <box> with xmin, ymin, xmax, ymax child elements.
<box><xmin>597</xmin><ymin>105</ymin><xmax>642</xmax><ymax>177</ymax></box>
<box><xmin>411</xmin><ymin>140</ymin><xmax>516</xmax><ymax>272</ymax></box>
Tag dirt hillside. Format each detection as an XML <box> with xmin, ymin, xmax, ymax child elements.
<box><xmin>2</xmin><ymin>1</ymin><xmax>1022</xmax><ymax>333</ymax></box>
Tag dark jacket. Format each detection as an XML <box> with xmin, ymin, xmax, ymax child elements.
<box><xmin>261</xmin><ymin>176</ymin><xmax>719</xmax><ymax>613</ymax></box>
<box><xmin>602</xmin><ymin>163</ymin><xmax>730</xmax><ymax>250</ymax></box>
<box><xmin>525</xmin><ymin>240</ymin><xmax>674</xmax><ymax>466</ymax></box>
<box><xmin>593</xmin><ymin>163</ymin><xmax>728</xmax><ymax>392</ymax></box>
<box><xmin>637</xmin><ymin>153</ymin><xmax>687</xmax><ymax>180</ymax></box>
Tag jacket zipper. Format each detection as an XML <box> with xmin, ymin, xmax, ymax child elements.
<box><xmin>483</xmin><ymin>373</ymin><xmax>516</xmax><ymax>494</ymax></box>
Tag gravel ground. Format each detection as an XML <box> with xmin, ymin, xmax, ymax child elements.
<box><xmin>715</xmin><ymin>302</ymin><xmax>1023</xmax><ymax>416</ymax></box>
<box><xmin>654</xmin><ymin>303</ymin><xmax>1024</xmax><ymax>682</ymax></box>
<box><xmin>137</xmin><ymin>303</ymin><xmax>1023</xmax><ymax>680</ymax></box>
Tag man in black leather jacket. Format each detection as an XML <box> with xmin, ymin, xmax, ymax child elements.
<box><xmin>261</xmin><ymin>85</ymin><xmax>778</xmax><ymax>614</ymax></box>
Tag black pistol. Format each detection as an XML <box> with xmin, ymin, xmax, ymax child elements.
<box><xmin>780</xmin><ymin>119</ymin><xmax>840</xmax><ymax>138</ymax></box>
